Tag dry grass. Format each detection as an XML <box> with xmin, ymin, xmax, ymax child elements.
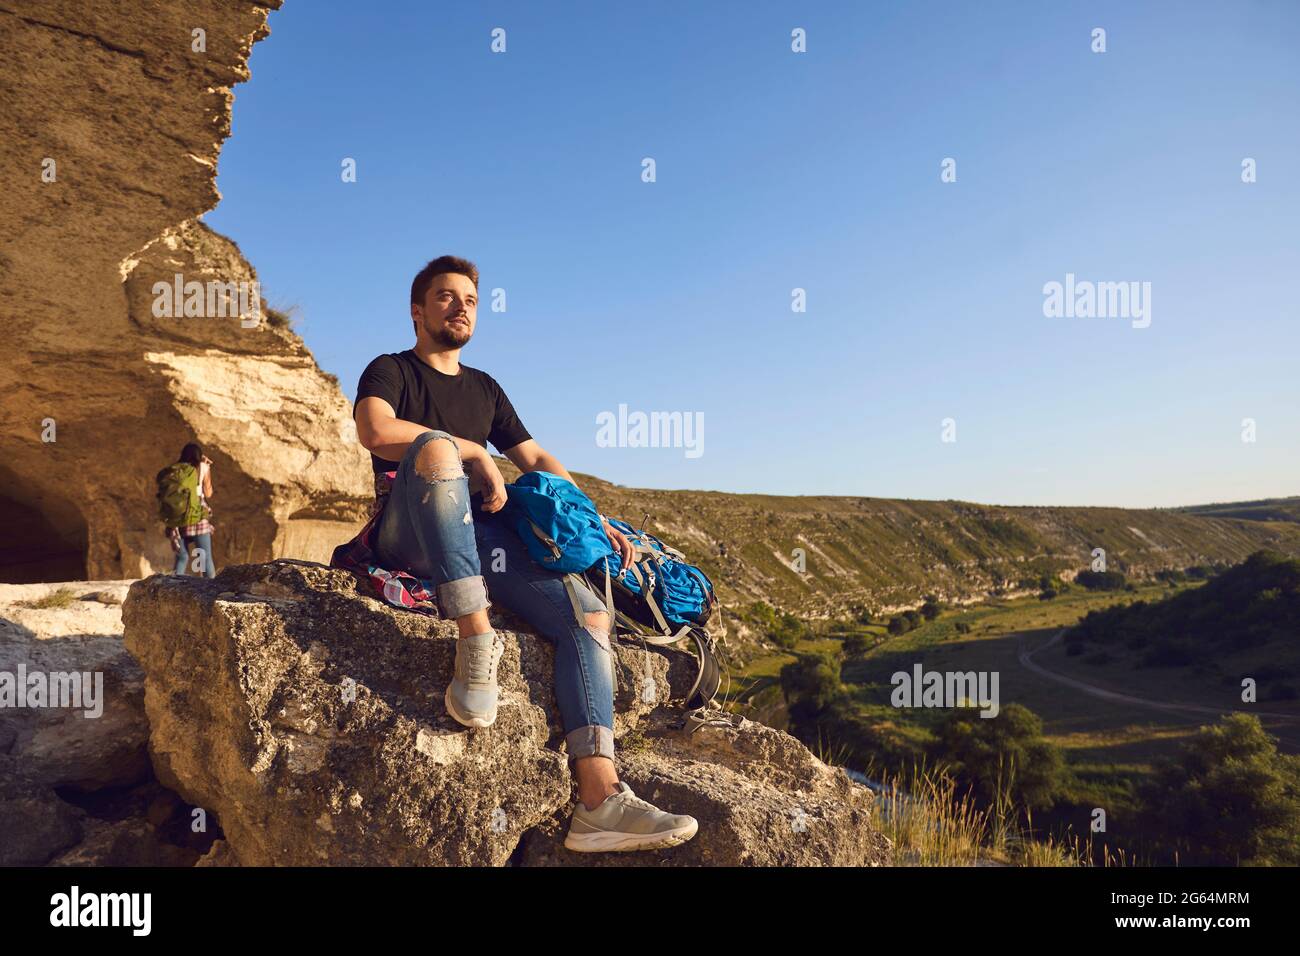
<box><xmin>809</xmin><ymin>740</ymin><xmax>1119</xmax><ymax>867</ymax></box>
<box><xmin>15</xmin><ymin>587</ymin><xmax>78</xmax><ymax>610</ymax></box>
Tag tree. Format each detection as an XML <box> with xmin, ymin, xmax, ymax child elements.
<box><xmin>852</xmin><ymin>604</ymin><xmax>876</xmax><ymax>625</ymax></box>
<box><xmin>887</xmin><ymin>615</ymin><xmax>909</xmax><ymax>636</ymax></box>
<box><xmin>771</xmin><ymin>612</ymin><xmax>808</xmax><ymax>650</ymax></box>
<box><xmin>1139</xmin><ymin>713</ymin><xmax>1300</xmax><ymax>865</ymax></box>
<box><xmin>1037</xmin><ymin>573</ymin><xmax>1068</xmax><ymax>600</ymax></box>
<box><xmin>842</xmin><ymin>632</ymin><xmax>870</xmax><ymax>657</ymax></box>
<box><xmin>1076</xmin><ymin>569</ymin><xmax>1127</xmax><ymax>591</ymax></box>
<box><xmin>929</xmin><ymin>703</ymin><xmax>1067</xmax><ymax>812</ymax></box>
<box><xmin>779</xmin><ymin>653</ymin><xmax>843</xmax><ymax>719</ymax></box>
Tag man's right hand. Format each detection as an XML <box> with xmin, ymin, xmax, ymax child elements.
<box><xmin>474</xmin><ymin>454</ymin><xmax>508</xmax><ymax>513</ymax></box>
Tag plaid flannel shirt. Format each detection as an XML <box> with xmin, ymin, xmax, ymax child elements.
<box><xmin>329</xmin><ymin>470</ymin><xmax>441</xmax><ymax>616</ymax></box>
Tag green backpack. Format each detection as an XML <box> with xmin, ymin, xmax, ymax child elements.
<box><xmin>155</xmin><ymin>462</ymin><xmax>205</xmax><ymax>527</ymax></box>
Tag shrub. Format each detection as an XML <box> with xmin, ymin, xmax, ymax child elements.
<box><xmin>16</xmin><ymin>587</ymin><xmax>77</xmax><ymax>610</ymax></box>
<box><xmin>1075</xmin><ymin>569</ymin><xmax>1128</xmax><ymax>591</ymax></box>
<box><xmin>261</xmin><ymin>299</ymin><xmax>297</xmax><ymax>330</ymax></box>
<box><xmin>770</xmin><ymin>612</ymin><xmax>808</xmax><ymax>650</ymax></box>
<box><xmin>779</xmin><ymin>653</ymin><xmax>843</xmax><ymax>717</ymax></box>
<box><xmin>929</xmin><ymin>703</ymin><xmax>1069</xmax><ymax>812</ymax></box>
<box><xmin>842</xmin><ymin>632</ymin><xmax>870</xmax><ymax>657</ymax></box>
<box><xmin>1037</xmin><ymin>573</ymin><xmax>1069</xmax><ymax>597</ymax></box>
<box><xmin>1138</xmin><ymin>714</ymin><xmax>1300</xmax><ymax>865</ymax></box>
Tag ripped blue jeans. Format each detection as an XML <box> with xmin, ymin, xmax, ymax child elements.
<box><xmin>373</xmin><ymin>430</ymin><xmax>616</xmax><ymax>763</ymax></box>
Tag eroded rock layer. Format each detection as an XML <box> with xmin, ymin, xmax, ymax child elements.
<box><xmin>0</xmin><ymin>0</ymin><xmax>370</xmax><ymax>582</ymax></box>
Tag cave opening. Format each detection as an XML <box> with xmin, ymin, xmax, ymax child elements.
<box><xmin>0</xmin><ymin>464</ymin><xmax>88</xmax><ymax>583</ymax></box>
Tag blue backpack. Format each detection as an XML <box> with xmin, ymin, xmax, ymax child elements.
<box><xmin>596</xmin><ymin>517</ymin><xmax>717</xmax><ymax>632</ymax></box>
<box><xmin>503</xmin><ymin>471</ymin><xmax>614</xmax><ymax>573</ymax></box>
<box><xmin>502</xmin><ymin>472</ymin><xmax>722</xmax><ymax>710</ymax></box>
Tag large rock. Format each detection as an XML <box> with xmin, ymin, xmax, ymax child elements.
<box><xmin>0</xmin><ymin>582</ymin><xmax>150</xmax><ymax>791</ymax></box>
<box><xmin>0</xmin><ymin>580</ymin><xmax>222</xmax><ymax>864</ymax></box>
<box><xmin>0</xmin><ymin>755</ymin><xmax>85</xmax><ymax>866</ymax></box>
<box><xmin>516</xmin><ymin>709</ymin><xmax>889</xmax><ymax>866</ymax></box>
<box><xmin>0</xmin><ymin>0</ymin><xmax>371</xmax><ymax>583</ymax></box>
<box><xmin>122</xmin><ymin>560</ymin><xmax>890</xmax><ymax>866</ymax></box>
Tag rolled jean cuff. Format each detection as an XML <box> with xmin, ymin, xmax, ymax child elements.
<box><xmin>436</xmin><ymin>574</ymin><xmax>490</xmax><ymax>618</ymax></box>
<box><xmin>565</xmin><ymin>724</ymin><xmax>615</xmax><ymax>762</ymax></box>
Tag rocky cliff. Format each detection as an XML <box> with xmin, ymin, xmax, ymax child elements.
<box><xmin>0</xmin><ymin>0</ymin><xmax>371</xmax><ymax>584</ymax></box>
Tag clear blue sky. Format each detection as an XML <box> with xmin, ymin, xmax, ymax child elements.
<box><xmin>205</xmin><ymin>0</ymin><xmax>1299</xmax><ymax>508</ymax></box>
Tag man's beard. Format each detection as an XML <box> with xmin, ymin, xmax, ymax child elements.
<box><xmin>430</xmin><ymin>319</ymin><xmax>472</xmax><ymax>348</ymax></box>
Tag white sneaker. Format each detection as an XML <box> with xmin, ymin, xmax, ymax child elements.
<box><xmin>444</xmin><ymin>632</ymin><xmax>504</xmax><ymax>728</ymax></box>
<box><xmin>564</xmin><ymin>782</ymin><xmax>699</xmax><ymax>852</ymax></box>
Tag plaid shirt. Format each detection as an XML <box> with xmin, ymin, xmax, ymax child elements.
<box><xmin>329</xmin><ymin>471</ymin><xmax>441</xmax><ymax>616</ymax></box>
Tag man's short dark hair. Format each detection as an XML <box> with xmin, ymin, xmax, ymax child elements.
<box><xmin>410</xmin><ymin>255</ymin><xmax>479</xmax><ymax>337</ymax></box>
<box><xmin>410</xmin><ymin>255</ymin><xmax>479</xmax><ymax>308</ymax></box>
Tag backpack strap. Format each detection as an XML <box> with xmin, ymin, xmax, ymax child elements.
<box><xmin>642</xmin><ymin>587</ymin><xmax>673</xmax><ymax>635</ymax></box>
<box><xmin>636</xmin><ymin>622</ymin><xmax>693</xmax><ymax>647</ymax></box>
<box><xmin>601</xmin><ymin>556</ymin><xmax>615</xmax><ymax>626</ymax></box>
<box><xmin>561</xmin><ymin>573</ymin><xmax>587</xmax><ymax>626</ymax></box>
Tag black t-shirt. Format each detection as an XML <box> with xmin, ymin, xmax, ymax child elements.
<box><xmin>354</xmin><ymin>350</ymin><xmax>532</xmax><ymax>473</ymax></box>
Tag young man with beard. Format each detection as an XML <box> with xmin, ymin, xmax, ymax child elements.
<box><xmin>347</xmin><ymin>255</ymin><xmax>699</xmax><ymax>853</ymax></box>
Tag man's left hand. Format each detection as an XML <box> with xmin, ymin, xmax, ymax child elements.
<box><xmin>602</xmin><ymin>517</ymin><xmax>634</xmax><ymax>568</ymax></box>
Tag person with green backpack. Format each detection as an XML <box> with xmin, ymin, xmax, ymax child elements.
<box><xmin>156</xmin><ymin>442</ymin><xmax>216</xmax><ymax>578</ymax></box>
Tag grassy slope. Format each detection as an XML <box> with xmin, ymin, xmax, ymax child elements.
<box><xmin>496</xmin><ymin>457</ymin><xmax>1300</xmax><ymax>621</ymax></box>
<box><xmin>1177</xmin><ymin>496</ymin><xmax>1300</xmax><ymax>524</ymax></box>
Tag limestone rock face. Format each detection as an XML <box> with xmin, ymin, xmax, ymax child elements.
<box><xmin>0</xmin><ymin>580</ymin><xmax>218</xmax><ymax>864</ymax></box>
<box><xmin>0</xmin><ymin>580</ymin><xmax>149</xmax><ymax>791</ymax></box>
<box><xmin>121</xmin><ymin>560</ymin><xmax>890</xmax><ymax>866</ymax></box>
<box><xmin>0</xmin><ymin>627</ymin><xmax>149</xmax><ymax>792</ymax></box>
<box><xmin>0</xmin><ymin>0</ymin><xmax>371</xmax><ymax>583</ymax></box>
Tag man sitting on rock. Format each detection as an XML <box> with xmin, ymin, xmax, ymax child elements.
<box><xmin>335</xmin><ymin>255</ymin><xmax>698</xmax><ymax>853</ymax></box>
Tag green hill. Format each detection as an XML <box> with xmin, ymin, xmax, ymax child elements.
<box><xmin>1178</xmin><ymin>497</ymin><xmax>1300</xmax><ymax>524</ymax></box>
<box><xmin>1066</xmin><ymin>550</ymin><xmax>1300</xmax><ymax>696</ymax></box>
<box><xmin>497</xmin><ymin>458</ymin><xmax>1300</xmax><ymax>623</ymax></box>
